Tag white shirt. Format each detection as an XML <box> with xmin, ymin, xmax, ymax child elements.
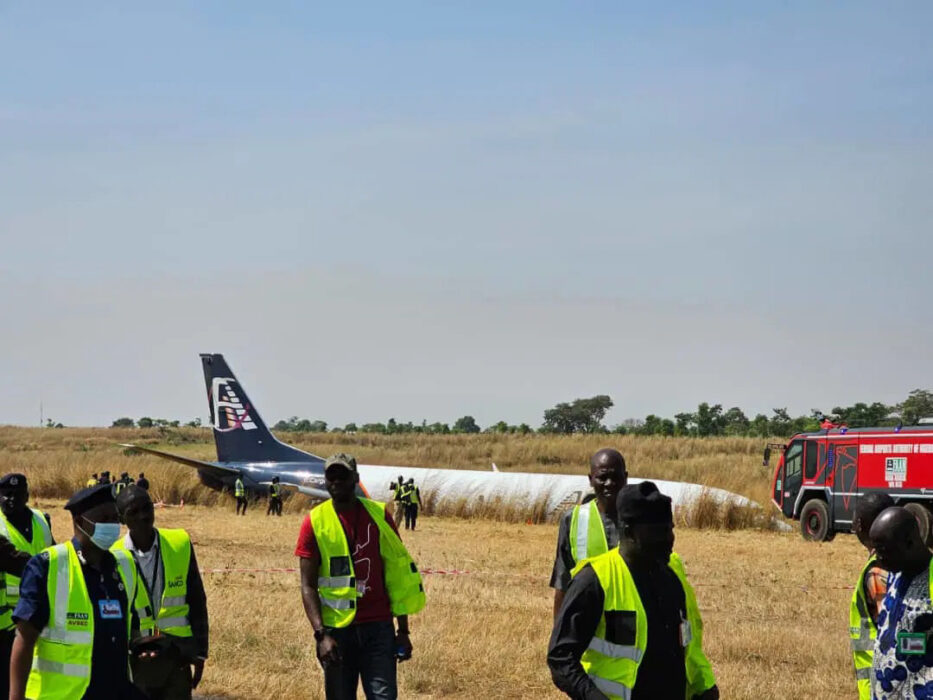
<box><xmin>123</xmin><ymin>529</ymin><xmax>164</xmax><ymax>612</ymax></box>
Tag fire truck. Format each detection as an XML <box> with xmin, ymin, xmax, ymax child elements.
<box><xmin>767</xmin><ymin>425</ymin><xmax>933</xmax><ymax>541</ymax></box>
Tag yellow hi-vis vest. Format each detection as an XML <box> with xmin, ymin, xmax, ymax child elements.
<box><xmin>310</xmin><ymin>498</ymin><xmax>426</xmax><ymax>628</ymax></box>
<box><xmin>235</xmin><ymin>479</ymin><xmax>245</xmax><ymax>498</ymax></box>
<box><xmin>407</xmin><ymin>486</ymin><xmax>419</xmax><ymax>506</ymax></box>
<box><xmin>270</xmin><ymin>484</ymin><xmax>281</xmax><ymax>499</ymax></box>
<box><xmin>565</xmin><ymin>502</ymin><xmax>717</xmax><ymax>697</ymax></box>
<box><xmin>849</xmin><ymin>556</ymin><xmax>881</xmax><ymax>699</ymax></box>
<box><xmin>113</xmin><ymin>528</ymin><xmax>193</xmax><ymax>638</ymax></box>
<box><xmin>0</xmin><ymin>508</ymin><xmax>53</xmax><ymax>630</ymax></box>
<box><xmin>26</xmin><ymin>541</ymin><xmax>154</xmax><ymax>700</ymax></box>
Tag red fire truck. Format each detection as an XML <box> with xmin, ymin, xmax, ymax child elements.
<box><xmin>768</xmin><ymin>426</ymin><xmax>933</xmax><ymax>541</ymax></box>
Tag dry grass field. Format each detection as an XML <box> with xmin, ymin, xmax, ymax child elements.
<box><xmin>29</xmin><ymin>501</ymin><xmax>862</xmax><ymax>699</ymax></box>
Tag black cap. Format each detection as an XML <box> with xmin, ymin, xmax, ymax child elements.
<box><xmin>65</xmin><ymin>483</ymin><xmax>116</xmax><ymax>517</ymax></box>
<box><xmin>0</xmin><ymin>474</ymin><xmax>27</xmax><ymax>491</ymax></box>
<box><xmin>616</xmin><ymin>481</ymin><xmax>673</xmax><ymax>525</ymax></box>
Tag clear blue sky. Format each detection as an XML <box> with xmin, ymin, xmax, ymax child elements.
<box><xmin>1</xmin><ymin>2</ymin><xmax>931</xmax><ymax>427</ymax></box>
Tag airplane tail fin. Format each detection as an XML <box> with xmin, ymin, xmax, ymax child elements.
<box><xmin>200</xmin><ymin>354</ymin><xmax>321</xmax><ymax>464</ymax></box>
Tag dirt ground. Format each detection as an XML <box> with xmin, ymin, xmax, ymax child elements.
<box><xmin>31</xmin><ymin>497</ymin><xmax>861</xmax><ymax>699</ymax></box>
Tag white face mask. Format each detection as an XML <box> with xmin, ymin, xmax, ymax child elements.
<box><xmin>79</xmin><ymin>517</ymin><xmax>122</xmax><ymax>550</ymax></box>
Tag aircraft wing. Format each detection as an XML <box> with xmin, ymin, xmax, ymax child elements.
<box><xmin>119</xmin><ymin>444</ymin><xmax>241</xmax><ymax>477</ymax></box>
<box><xmin>253</xmin><ymin>479</ymin><xmax>330</xmax><ymax>501</ymax></box>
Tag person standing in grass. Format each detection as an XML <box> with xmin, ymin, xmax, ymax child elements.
<box><xmin>548</xmin><ymin>481</ymin><xmax>719</xmax><ymax>700</ymax></box>
<box><xmin>136</xmin><ymin>473</ymin><xmax>150</xmax><ymax>491</ymax></box>
<box><xmin>296</xmin><ymin>453</ymin><xmax>425</xmax><ymax>700</ymax></box>
<box><xmin>10</xmin><ymin>483</ymin><xmax>152</xmax><ymax>700</ymax></box>
<box><xmin>115</xmin><ymin>485</ymin><xmax>209</xmax><ymax>700</ymax></box>
<box><xmin>849</xmin><ymin>492</ymin><xmax>895</xmax><ymax>700</ymax></box>
<box><xmin>390</xmin><ymin>476</ymin><xmax>405</xmax><ymax>523</ymax></box>
<box><xmin>267</xmin><ymin>476</ymin><xmax>283</xmax><ymax>516</ymax></box>
<box><xmin>403</xmin><ymin>479</ymin><xmax>420</xmax><ymax>531</ymax></box>
<box><xmin>0</xmin><ymin>474</ymin><xmax>54</xmax><ymax>699</ymax></box>
<box><xmin>234</xmin><ymin>473</ymin><xmax>248</xmax><ymax>515</ymax></box>
<box><xmin>869</xmin><ymin>507</ymin><xmax>933</xmax><ymax>698</ymax></box>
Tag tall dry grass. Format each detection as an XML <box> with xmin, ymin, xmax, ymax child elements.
<box><xmin>0</xmin><ymin>427</ymin><xmax>779</xmax><ymax>527</ymax></box>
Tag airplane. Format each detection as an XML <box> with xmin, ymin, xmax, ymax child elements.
<box><xmin>122</xmin><ymin>353</ymin><xmax>753</xmax><ymax>516</ymax></box>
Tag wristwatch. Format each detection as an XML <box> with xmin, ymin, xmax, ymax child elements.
<box><xmin>313</xmin><ymin>628</ymin><xmax>328</xmax><ymax>642</ymax></box>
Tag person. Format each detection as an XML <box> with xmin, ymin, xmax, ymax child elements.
<box><xmin>9</xmin><ymin>483</ymin><xmax>153</xmax><ymax>700</ymax></box>
<box><xmin>115</xmin><ymin>472</ymin><xmax>133</xmax><ymax>495</ymax></box>
<box><xmin>114</xmin><ymin>485</ymin><xmax>209</xmax><ymax>700</ymax></box>
<box><xmin>390</xmin><ymin>476</ymin><xmax>405</xmax><ymax>523</ymax></box>
<box><xmin>0</xmin><ymin>474</ymin><xmax>55</xmax><ymax>699</ymax></box>
<box><xmin>234</xmin><ymin>473</ymin><xmax>247</xmax><ymax>515</ymax></box>
<box><xmin>849</xmin><ymin>492</ymin><xmax>895</xmax><ymax>699</ymax></box>
<box><xmin>548</xmin><ymin>481</ymin><xmax>719</xmax><ymax>700</ymax></box>
<box><xmin>87</xmin><ymin>473</ymin><xmax>99</xmax><ymax>488</ymax></box>
<box><xmin>403</xmin><ymin>478</ymin><xmax>420</xmax><ymax>532</ymax></box>
<box><xmin>98</xmin><ymin>471</ymin><xmax>111</xmax><ymax>486</ymax></box>
<box><xmin>268</xmin><ymin>477</ymin><xmax>283</xmax><ymax>517</ymax></box>
<box><xmin>870</xmin><ymin>507</ymin><xmax>933</xmax><ymax>698</ymax></box>
<box><xmin>137</xmin><ymin>473</ymin><xmax>150</xmax><ymax>491</ymax></box>
<box><xmin>296</xmin><ymin>453</ymin><xmax>425</xmax><ymax>700</ymax></box>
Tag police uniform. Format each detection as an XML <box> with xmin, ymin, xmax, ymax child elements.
<box><xmin>12</xmin><ymin>484</ymin><xmax>151</xmax><ymax>700</ymax></box>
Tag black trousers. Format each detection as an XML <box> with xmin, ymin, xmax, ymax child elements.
<box><xmin>323</xmin><ymin>620</ymin><xmax>397</xmax><ymax>700</ymax></box>
<box><xmin>404</xmin><ymin>504</ymin><xmax>419</xmax><ymax>530</ymax></box>
<box><xmin>131</xmin><ymin>644</ymin><xmax>194</xmax><ymax>700</ymax></box>
<box><xmin>236</xmin><ymin>496</ymin><xmax>248</xmax><ymax>514</ymax></box>
<box><xmin>0</xmin><ymin>628</ymin><xmax>13</xmax><ymax>700</ymax></box>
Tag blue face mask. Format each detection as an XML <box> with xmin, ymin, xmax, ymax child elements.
<box><xmin>79</xmin><ymin>519</ymin><xmax>122</xmax><ymax>550</ymax></box>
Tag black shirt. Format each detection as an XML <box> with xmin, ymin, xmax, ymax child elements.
<box><xmin>14</xmin><ymin>538</ymin><xmax>142</xmax><ymax>699</ymax></box>
<box><xmin>548</xmin><ymin>554</ymin><xmax>688</xmax><ymax>700</ymax></box>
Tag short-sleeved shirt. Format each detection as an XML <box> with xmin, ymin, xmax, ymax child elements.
<box><xmin>14</xmin><ymin>538</ymin><xmax>140</xmax><ymax>699</ymax></box>
<box><xmin>550</xmin><ymin>504</ymin><xmax>620</xmax><ymax>591</ymax></box>
<box><xmin>295</xmin><ymin>500</ymin><xmax>399</xmax><ymax>625</ymax></box>
<box><xmin>873</xmin><ymin>566</ymin><xmax>933</xmax><ymax>699</ymax></box>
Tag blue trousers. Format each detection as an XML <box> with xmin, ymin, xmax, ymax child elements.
<box><xmin>323</xmin><ymin>620</ymin><xmax>397</xmax><ymax>700</ymax></box>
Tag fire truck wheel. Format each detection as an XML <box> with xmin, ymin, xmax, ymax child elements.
<box><xmin>800</xmin><ymin>499</ymin><xmax>831</xmax><ymax>541</ymax></box>
<box><xmin>904</xmin><ymin>503</ymin><xmax>933</xmax><ymax>547</ymax></box>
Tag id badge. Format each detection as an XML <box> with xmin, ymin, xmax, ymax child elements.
<box><xmin>679</xmin><ymin>615</ymin><xmax>692</xmax><ymax>647</ymax></box>
<box><xmin>99</xmin><ymin>599</ymin><xmax>123</xmax><ymax>620</ymax></box>
<box><xmin>898</xmin><ymin>631</ymin><xmax>927</xmax><ymax>655</ymax></box>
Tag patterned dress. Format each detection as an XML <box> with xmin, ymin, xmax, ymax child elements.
<box><xmin>873</xmin><ymin>567</ymin><xmax>933</xmax><ymax>699</ymax></box>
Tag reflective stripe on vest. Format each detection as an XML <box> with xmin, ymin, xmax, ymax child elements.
<box><xmin>235</xmin><ymin>480</ymin><xmax>245</xmax><ymax>497</ymax></box>
<box><xmin>567</xmin><ymin>504</ymin><xmax>717</xmax><ymax>697</ymax></box>
<box><xmin>310</xmin><ymin>498</ymin><xmax>426</xmax><ymax>628</ymax></box>
<box><xmin>111</xmin><ymin>529</ymin><xmax>192</xmax><ymax>638</ymax></box>
<box><xmin>0</xmin><ymin>509</ymin><xmax>54</xmax><ymax>631</ymax></box>
<box><xmin>849</xmin><ymin>556</ymin><xmax>879</xmax><ymax>700</ymax></box>
<box><xmin>573</xmin><ymin>550</ymin><xmax>647</xmax><ymax>700</ymax></box>
<box><xmin>26</xmin><ymin>543</ymin><xmax>145</xmax><ymax>700</ymax></box>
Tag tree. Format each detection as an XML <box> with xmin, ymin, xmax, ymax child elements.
<box><xmin>453</xmin><ymin>416</ymin><xmax>481</xmax><ymax>434</ymax></box>
<box><xmin>769</xmin><ymin>408</ymin><xmax>792</xmax><ymax>436</ymax></box>
<box><xmin>361</xmin><ymin>422</ymin><xmax>387</xmax><ymax>434</ymax></box>
<box><xmin>750</xmin><ymin>413</ymin><xmax>771</xmax><ymax>437</ymax></box>
<box><xmin>308</xmin><ymin>420</ymin><xmax>328</xmax><ymax>433</ymax></box>
<box><xmin>674</xmin><ymin>413</ymin><xmax>695</xmax><ymax>436</ymax></box>
<box><xmin>695</xmin><ymin>403</ymin><xmax>724</xmax><ymax>437</ymax></box>
<box><xmin>343</xmin><ymin>423</ymin><xmax>358</xmax><ymax>433</ymax></box>
<box><xmin>722</xmin><ymin>407</ymin><xmax>749</xmax><ymax>436</ymax></box>
<box><xmin>517</xmin><ymin>423</ymin><xmax>533</xmax><ymax>435</ymax></box>
<box><xmin>184</xmin><ymin>417</ymin><xmax>202</xmax><ymax>428</ymax></box>
<box><xmin>900</xmin><ymin>389</ymin><xmax>933</xmax><ymax>424</ymax></box>
<box><xmin>137</xmin><ymin>417</ymin><xmax>154</xmax><ymax>429</ymax></box>
<box><xmin>541</xmin><ymin>395</ymin><xmax>614</xmax><ymax>434</ymax></box>
<box><xmin>111</xmin><ymin>417</ymin><xmax>135</xmax><ymax>428</ymax></box>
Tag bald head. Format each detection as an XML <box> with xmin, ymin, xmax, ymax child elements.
<box><xmin>870</xmin><ymin>507</ymin><xmax>931</xmax><ymax>575</ymax></box>
<box><xmin>590</xmin><ymin>449</ymin><xmax>626</xmax><ymax>476</ymax></box>
<box><xmin>588</xmin><ymin>449</ymin><xmax>627</xmax><ymax>510</ymax></box>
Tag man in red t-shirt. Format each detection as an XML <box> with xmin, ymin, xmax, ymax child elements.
<box><xmin>296</xmin><ymin>454</ymin><xmax>413</xmax><ymax>700</ymax></box>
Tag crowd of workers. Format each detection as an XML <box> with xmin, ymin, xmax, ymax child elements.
<box><xmin>10</xmin><ymin>446</ymin><xmax>931</xmax><ymax>699</ymax></box>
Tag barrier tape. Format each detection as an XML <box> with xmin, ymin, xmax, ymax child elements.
<box><xmin>201</xmin><ymin>567</ymin><xmax>474</xmax><ymax>576</ymax></box>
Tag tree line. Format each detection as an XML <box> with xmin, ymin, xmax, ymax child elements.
<box><xmin>108</xmin><ymin>388</ymin><xmax>933</xmax><ymax>438</ymax></box>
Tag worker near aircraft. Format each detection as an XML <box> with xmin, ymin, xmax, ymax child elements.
<box><xmin>115</xmin><ymin>485</ymin><xmax>209</xmax><ymax>700</ymax></box>
<box><xmin>136</xmin><ymin>473</ymin><xmax>150</xmax><ymax>491</ymax></box>
<box><xmin>296</xmin><ymin>453</ymin><xmax>426</xmax><ymax>700</ymax></box>
<box><xmin>87</xmin><ymin>474</ymin><xmax>99</xmax><ymax>488</ymax></box>
<box><xmin>9</xmin><ymin>483</ymin><xmax>153</xmax><ymax>700</ymax></box>
<box><xmin>234</xmin><ymin>473</ymin><xmax>247</xmax><ymax>515</ymax></box>
<box><xmin>869</xmin><ymin>507</ymin><xmax>933</xmax><ymax>698</ymax></box>
<box><xmin>390</xmin><ymin>476</ymin><xmax>405</xmax><ymax>523</ymax></box>
<box><xmin>268</xmin><ymin>476</ymin><xmax>283</xmax><ymax>517</ymax></box>
<box><xmin>403</xmin><ymin>478</ymin><xmax>420</xmax><ymax>532</ymax></box>
<box><xmin>849</xmin><ymin>492</ymin><xmax>895</xmax><ymax>699</ymax></box>
<box><xmin>0</xmin><ymin>474</ymin><xmax>55</xmax><ymax>698</ymax></box>
<box><xmin>548</xmin><ymin>481</ymin><xmax>719</xmax><ymax>700</ymax></box>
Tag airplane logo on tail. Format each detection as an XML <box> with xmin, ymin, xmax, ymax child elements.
<box><xmin>210</xmin><ymin>377</ymin><xmax>257</xmax><ymax>432</ymax></box>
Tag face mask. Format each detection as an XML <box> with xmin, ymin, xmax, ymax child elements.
<box><xmin>79</xmin><ymin>518</ymin><xmax>122</xmax><ymax>550</ymax></box>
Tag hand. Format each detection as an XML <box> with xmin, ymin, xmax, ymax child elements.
<box><xmin>316</xmin><ymin>633</ymin><xmax>341</xmax><ymax>668</ymax></box>
<box><xmin>694</xmin><ymin>685</ymin><xmax>720</xmax><ymax>700</ymax></box>
<box><xmin>395</xmin><ymin>630</ymin><xmax>413</xmax><ymax>662</ymax></box>
<box><xmin>191</xmin><ymin>658</ymin><xmax>205</xmax><ymax>689</ymax></box>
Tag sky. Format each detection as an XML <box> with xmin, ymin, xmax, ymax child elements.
<box><xmin>1</xmin><ymin>2</ymin><xmax>931</xmax><ymax>428</ymax></box>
